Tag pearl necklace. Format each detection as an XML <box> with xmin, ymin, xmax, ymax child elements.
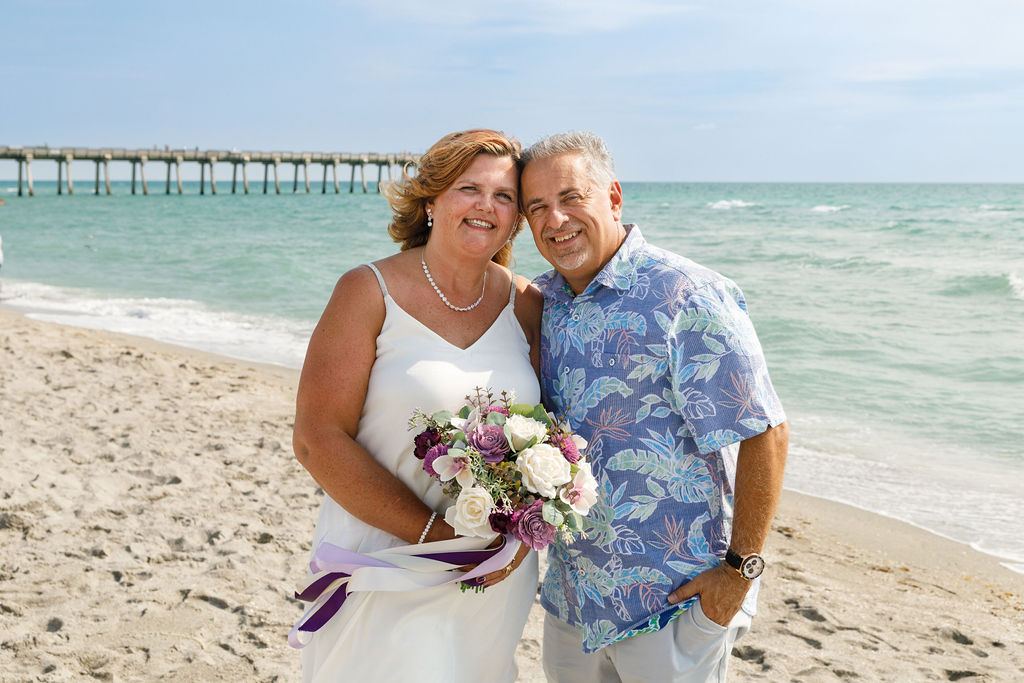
<box><xmin>421</xmin><ymin>252</ymin><xmax>488</xmax><ymax>312</ymax></box>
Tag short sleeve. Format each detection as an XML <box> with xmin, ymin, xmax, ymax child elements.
<box><xmin>667</xmin><ymin>280</ymin><xmax>785</xmax><ymax>454</ymax></box>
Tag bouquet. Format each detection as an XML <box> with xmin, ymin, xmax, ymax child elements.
<box><xmin>410</xmin><ymin>388</ymin><xmax>597</xmax><ymax>551</ymax></box>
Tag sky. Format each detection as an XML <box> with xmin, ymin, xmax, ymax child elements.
<box><xmin>2</xmin><ymin>0</ymin><xmax>1023</xmax><ymax>182</ymax></box>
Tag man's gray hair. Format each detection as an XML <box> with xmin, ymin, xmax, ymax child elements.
<box><xmin>522</xmin><ymin>131</ymin><xmax>616</xmax><ymax>189</ymax></box>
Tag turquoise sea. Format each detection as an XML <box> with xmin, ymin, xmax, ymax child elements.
<box><xmin>2</xmin><ymin>180</ymin><xmax>1022</xmax><ymax>572</ymax></box>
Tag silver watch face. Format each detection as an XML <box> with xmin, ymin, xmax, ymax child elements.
<box><xmin>740</xmin><ymin>555</ymin><xmax>765</xmax><ymax>579</ymax></box>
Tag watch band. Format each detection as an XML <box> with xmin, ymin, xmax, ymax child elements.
<box><xmin>725</xmin><ymin>548</ymin><xmax>745</xmax><ymax>571</ymax></box>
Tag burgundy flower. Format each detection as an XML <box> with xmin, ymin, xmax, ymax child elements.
<box><xmin>414</xmin><ymin>429</ymin><xmax>441</xmax><ymax>460</ymax></box>
<box><xmin>551</xmin><ymin>432</ymin><xmax>581</xmax><ymax>464</ymax></box>
<box><xmin>423</xmin><ymin>443</ymin><xmax>448</xmax><ymax>478</ymax></box>
<box><xmin>510</xmin><ymin>500</ymin><xmax>557</xmax><ymax>551</ymax></box>
<box><xmin>489</xmin><ymin>510</ymin><xmax>513</xmax><ymax>534</ymax></box>
<box><xmin>468</xmin><ymin>424</ymin><xmax>510</xmax><ymax>464</ymax></box>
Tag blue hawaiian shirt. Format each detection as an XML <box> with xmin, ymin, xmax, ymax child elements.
<box><xmin>536</xmin><ymin>225</ymin><xmax>786</xmax><ymax>653</ymax></box>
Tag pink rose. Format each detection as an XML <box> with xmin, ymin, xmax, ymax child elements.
<box><xmin>468</xmin><ymin>424</ymin><xmax>510</xmax><ymax>463</ymax></box>
<box><xmin>511</xmin><ymin>500</ymin><xmax>557</xmax><ymax>551</ymax></box>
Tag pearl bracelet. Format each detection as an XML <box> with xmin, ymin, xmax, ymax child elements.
<box><xmin>418</xmin><ymin>511</ymin><xmax>437</xmax><ymax>544</ymax></box>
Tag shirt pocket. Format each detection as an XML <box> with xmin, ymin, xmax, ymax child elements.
<box><xmin>590</xmin><ymin>339</ymin><xmax>631</xmax><ymax>372</ymax></box>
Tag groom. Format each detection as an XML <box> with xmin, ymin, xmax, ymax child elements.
<box><xmin>521</xmin><ymin>131</ymin><xmax>789</xmax><ymax>682</ymax></box>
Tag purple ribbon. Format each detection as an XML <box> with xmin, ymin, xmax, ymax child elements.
<box><xmin>288</xmin><ymin>535</ymin><xmax>517</xmax><ymax>649</ymax></box>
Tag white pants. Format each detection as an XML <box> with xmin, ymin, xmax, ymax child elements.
<box><xmin>542</xmin><ymin>599</ymin><xmax>752</xmax><ymax>683</ymax></box>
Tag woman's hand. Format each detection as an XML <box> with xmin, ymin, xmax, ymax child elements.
<box><xmin>460</xmin><ymin>537</ymin><xmax>532</xmax><ymax>589</ymax></box>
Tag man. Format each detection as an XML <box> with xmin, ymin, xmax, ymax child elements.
<box><xmin>521</xmin><ymin>132</ymin><xmax>789</xmax><ymax>682</ymax></box>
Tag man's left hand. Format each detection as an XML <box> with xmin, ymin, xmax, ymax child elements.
<box><xmin>666</xmin><ymin>563</ymin><xmax>750</xmax><ymax>627</ymax></box>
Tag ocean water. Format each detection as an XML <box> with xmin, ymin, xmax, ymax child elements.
<box><xmin>2</xmin><ymin>180</ymin><xmax>1022</xmax><ymax>572</ymax></box>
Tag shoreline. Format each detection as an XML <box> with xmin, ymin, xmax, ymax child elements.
<box><xmin>4</xmin><ymin>300</ymin><xmax>1022</xmax><ymax>574</ymax></box>
<box><xmin>2</xmin><ymin>305</ymin><xmax>1022</xmax><ymax>680</ymax></box>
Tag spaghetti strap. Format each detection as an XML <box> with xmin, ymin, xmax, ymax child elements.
<box><xmin>507</xmin><ymin>272</ymin><xmax>517</xmax><ymax>306</ymax></box>
<box><xmin>365</xmin><ymin>263</ymin><xmax>389</xmax><ymax>298</ymax></box>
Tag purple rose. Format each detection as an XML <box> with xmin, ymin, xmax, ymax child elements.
<box><xmin>489</xmin><ymin>510</ymin><xmax>513</xmax><ymax>534</ymax></box>
<box><xmin>551</xmin><ymin>432</ymin><xmax>581</xmax><ymax>464</ymax></box>
<box><xmin>423</xmin><ymin>443</ymin><xmax>448</xmax><ymax>478</ymax></box>
<box><xmin>468</xmin><ymin>424</ymin><xmax>510</xmax><ymax>464</ymax></box>
<box><xmin>414</xmin><ymin>429</ymin><xmax>441</xmax><ymax>460</ymax></box>
<box><xmin>510</xmin><ymin>500</ymin><xmax>557</xmax><ymax>551</ymax></box>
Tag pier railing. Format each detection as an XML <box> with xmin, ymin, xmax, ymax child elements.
<box><xmin>0</xmin><ymin>146</ymin><xmax>420</xmax><ymax>196</ymax></box>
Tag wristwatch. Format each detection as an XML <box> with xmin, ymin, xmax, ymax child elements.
<box><xmin>725</xmin><ymin>548</ymin><xmax>765</xmax><ymax>580</ymax></box>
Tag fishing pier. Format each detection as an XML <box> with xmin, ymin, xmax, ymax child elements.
<box><xmin>0</xmin><ymin>146</ymin><xmax>420</xmax><ymax>196</ymax></box>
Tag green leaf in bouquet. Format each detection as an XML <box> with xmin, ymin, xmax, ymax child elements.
<box><xmin>532</xmin><ymin>406</ymin><xmax>553</xmax><ymax>427</ymax></box>
<box><xmin>430</xmin><ymin>409</ymin><xmax>454</xmax><ymax>425</ymax></box>
<box><xmin>458</xmin><ymin>406</ymin><xmax>472</xmax><ymax>419</ymax></box>
<box><xmin>542</xmin><ymin>500</ymin><xmax>565</xmax><ymax>527</ymax></box>
<box><xmin>485</xmin><ymin>411</ymin><xmax>507</xmax><ymax>426</ymax></box>
<box><xmin>509</xmin><ymin>403</ymin><xmax>535</xmax><ymax>417</ymax></box>
<box><xmin>564</xmin><ymin>511</ymin><xmax>584</xmax><ymax>531</ymax></box>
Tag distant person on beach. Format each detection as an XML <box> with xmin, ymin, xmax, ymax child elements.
<box><xmin>521</xmin><ymin>131</ymin><xmax>790</xmax><ymax>682</ymax></box>
<box><xmin>292</xmin><ymin>130</ymin><xmax>541</xmax><ymax>681</ymax></box>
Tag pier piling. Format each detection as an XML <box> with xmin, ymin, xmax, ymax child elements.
<box><xmin>1</xmin><ymin>146</ymin><xmax>418</xmax><ymax>196</ymax></box>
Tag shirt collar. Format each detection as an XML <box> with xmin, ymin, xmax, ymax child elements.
<box><xmin>538</xmin><ymin>224</ymin><xmax>645</xmax><ymax>302</ymax></box>
<box><xmin>591</xmin><ymin>224</ymin><xmax>645</xmax><ymax>294</ymax></box>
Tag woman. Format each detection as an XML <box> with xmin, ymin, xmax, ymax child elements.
<box><xmin>293</xmin><ymin>129</ymin><xmax>541</xmax><ymax>682</ymax></box>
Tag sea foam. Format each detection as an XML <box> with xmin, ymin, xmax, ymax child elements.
<box><xmin>1010</xmin><ymin>273</ymin><xmax>1024</xmax><ymax>300</ymax></box>
<box><xmin>707</xmin><ymin>199</ymin><xmax>757</xmax><ymax>210</ymax></box>
<box><xmin>811</xmin><ymin>205</ymin><xmax>850</xmax><ymax>213</ymax></box>
<box><xmin>1</xmin><ymin>280</ymin><xmax>312</xmax><ymax>368</ymax></box>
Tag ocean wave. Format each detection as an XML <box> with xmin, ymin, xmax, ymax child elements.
<box><xmin>0</xmin><ymin>280</ymin><xmax>313</xmax><ymax>368</ymax></box>
<box><xmin>940</xmin><ymin>272</ymin><xmax>1024</xmax><ymax>300</ymax></box>
<box><xmin>978</xmin><ymin>204</ymin><xmax>1015</xmax><ymax>212</ymax></box>
<box><xmin>810</xmin><ymin>205</ymin><xmax>850</xmax><ymax>213</ymax></box>
<box><xmin>707</xmin><ymin>199</ymin><xmax>758</xmax><ymax>210</ymax></box>
<box><xmin>1010</xmin><ymin>272</ymin><xmax>1024</xmax><ymax>300</ymax></box>
<box><xmin>784</xmin><ymin>437</ymin><xmax>1024</xmax><ymax>574</ymax></box>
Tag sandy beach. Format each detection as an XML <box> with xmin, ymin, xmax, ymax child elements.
<box><xmin>1</xmin><ymin>305</ymin><xmax>1022</xmax><ymax>682</ymax></box>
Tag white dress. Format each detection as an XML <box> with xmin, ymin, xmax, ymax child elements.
<box><xmin>301</xmin><ymin>263</ymin><xmax>540</xmax><ymax>683</ymax></box>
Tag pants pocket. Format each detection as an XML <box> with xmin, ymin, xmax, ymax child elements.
<box><xmin>687</xmin><ymin>597</ymin><xmax>728</xmax><ymax>636</ymax></box>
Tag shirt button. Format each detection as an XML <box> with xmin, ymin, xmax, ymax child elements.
<box><xmin>608</xmin><ymin>358</ymin><xmax>615</xmax><ymax>366</ymax></box>
<box><xmin>572</xmin><ymin>314</ymin><xmax>580</xmax><ymax>321</ymax></box>
<box><xmin>563</xmin><ymin>367</ymin><xmax>570</xmax><ymax>374</ymax></box>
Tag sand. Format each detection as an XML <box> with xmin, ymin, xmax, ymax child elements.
<box><xmin>1</xmin><ymin>305</ymin><xmax>1021</xmax><ymax>682</ymax></box>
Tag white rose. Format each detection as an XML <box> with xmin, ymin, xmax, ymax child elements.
<box><xmin>504</xmin><ymin>414</ymin><xmax>549</xmax><ymax>451</ymax></box>
<box><xmin>516</xmin><ymin>443</ymin><xmax>572</xmax><ymax>498</ymax></box>
<box><xmin>444</xmin><ymin>486</ymin><xmax>496</xmax><ymax>538</ymax></box>
<box><xmin>559</xmin><ymin>460</ymin><xmax>598</xmax><ymax>515</ymax></box>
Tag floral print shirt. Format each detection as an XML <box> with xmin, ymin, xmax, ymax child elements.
<box><xmin>536</xmin><ymin>225</ymin><xmax>786</xmax><ymax>653</ymax></box>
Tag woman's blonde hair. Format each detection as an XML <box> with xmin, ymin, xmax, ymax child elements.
<box><xmin>384</xmin><ymin>129</ymin><xmax>525</xmax><ymax>266</ymax></box>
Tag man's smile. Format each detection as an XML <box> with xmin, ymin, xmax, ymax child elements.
<box><xmin>551</xmin><ymin>230</ymin><xmax>581</xmax><ymax>244</ymax></box>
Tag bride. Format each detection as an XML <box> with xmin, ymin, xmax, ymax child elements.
<box><xmin>292</xmin><ymin>130</ymin><xmax>541</xmax><ymax>682</ymax></box>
